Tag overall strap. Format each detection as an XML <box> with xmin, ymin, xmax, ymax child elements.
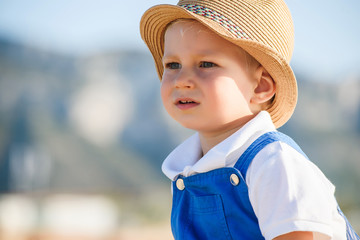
<box><xmin>233</xmin><ymin>131</ymin><xmax>360</xmax><ymax>239</ymax></box>
<box><xmin>234</xmin><ymin>131</ymin><xmax>307</xmax><ymax>179</ymax></box>
<box><xmin>338</xmin><ymin>206</ymin><xmax>360</xmax><ymax>239</ymax></box>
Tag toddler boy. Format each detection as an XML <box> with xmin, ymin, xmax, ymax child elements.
<box><xmin>140</xmin><ymin>0</ymin><xmax>359</xmax><ymax>239</ymax></box>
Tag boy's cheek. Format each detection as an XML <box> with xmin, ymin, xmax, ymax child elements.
<box><xmin>160</xmin><ymin>84</ymin><xmax>171</xmax><ymax>108</ymax></box>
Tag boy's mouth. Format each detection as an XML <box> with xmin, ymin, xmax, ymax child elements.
<box><xmin>175</xmin><ymin>98</ymin><xmax>199</xmax><ymax>109</ymax></box>
<box><xmin>179</xmin><ymin>100</ymin><xmax>196</xmax><ymax>104</ymax></box>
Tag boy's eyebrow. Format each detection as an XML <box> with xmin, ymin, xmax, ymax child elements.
<box><xmin>162</xmin><ymin>50</ymin><xmax>223</xmax><ymax>61</ymax></box>
<box><xmin>162</xmin><ymin>54</ymin><xmax>174</xmax><ymax>63</ymax></box>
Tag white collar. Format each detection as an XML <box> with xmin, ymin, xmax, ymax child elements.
<box><xmin>161</xmin><ymin>111</ymin><xmax>276</xmax><ymax>180</ymax></box>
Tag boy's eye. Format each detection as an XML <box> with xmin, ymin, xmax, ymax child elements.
<box><xmin>165</xmin><ymin>62</ymin><xmax>181</xmax><ymax>69</ymax></box>
<box><xmin>199</xmin><ymin>62</ymin><xmax>217</xmax><ymax>68</ymax></box>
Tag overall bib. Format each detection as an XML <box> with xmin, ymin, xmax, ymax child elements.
<box><xmin>171</xmin><ymin>132</ymin><xmax>359</xmax><ymax>239</ymax></box>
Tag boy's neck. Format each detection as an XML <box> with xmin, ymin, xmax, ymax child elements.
<box><xmin>198</xmin><ymin>114</ymin><xmax>256</xmax><ymax>155</ymax></box>
<box><xmin>198</xmin><ymin>122</ymin><xmax>248</xmax><ymax>156</ymax></box>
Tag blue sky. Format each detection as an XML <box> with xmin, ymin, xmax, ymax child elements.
<box><xmin>0</xmin><ymin>0</ymin><xmax>359</xmax><ymax>80</ymax></box>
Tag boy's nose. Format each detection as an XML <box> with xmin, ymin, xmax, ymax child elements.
<box><xmin>174</xmin><ymin>69</ymin><xmax>195</xmax><ymax>89</ymax></box>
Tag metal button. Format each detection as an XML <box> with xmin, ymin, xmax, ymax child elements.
<box><xmin>230</xmin><ymin>174</ymin><xmax>240</xmax><ymax>186</ymax></box>
<box><xmin>176</xmin><ymin>178</ymin><xmax>185</xmax><ymax>190</ymax></box>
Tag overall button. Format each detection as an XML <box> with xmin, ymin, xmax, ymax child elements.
<box><xmin>176</xmin><ymin>178</ymin><xmax>185</xmax><ymax>190</ymax></box>
<box><xmin>230</xmin><ymin>174</ymin><xmax>240</xmax><ymax>186</ymax></box>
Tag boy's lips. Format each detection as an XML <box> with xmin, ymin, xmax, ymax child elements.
<box><xmin>174</xmin><ymin>97</ymin><xmax>200</xmax><ymax>110</ymax></box>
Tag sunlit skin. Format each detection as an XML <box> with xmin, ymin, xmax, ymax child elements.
<box><xmin>161</xmin><ymin>21</ymin><xmax>314</xmax><ymax>240</ymax></box>
<box><xmin>161</xmin><ymin>20</ymin><xmax>275</xmax><ymax>154</ymax></box>
<box><xmin>274</xmin><ymin>231</ymin><xmax>314</xmax><ymax>240</ymax></box>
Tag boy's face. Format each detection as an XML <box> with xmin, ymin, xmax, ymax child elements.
<box><xmin>161</xmin><ymin>21</ymin><xmax>259</xmax><ymax>137</ymax></box>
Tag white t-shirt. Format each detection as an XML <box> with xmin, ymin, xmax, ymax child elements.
<box><xmin>162</xmin><ymin>111</ymin><xmax>347</xmax><ymax>240</ymax></box>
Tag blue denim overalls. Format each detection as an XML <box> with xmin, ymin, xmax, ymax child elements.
<box><xmin>171</xmin><ymin>132</ymin><xmax>359</xmax><ymax>239</ymax></box>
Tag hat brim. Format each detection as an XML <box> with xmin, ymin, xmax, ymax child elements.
<box><xmin>140</xmin><ymin>4</ymin><xmax>297</xmax><ymax>128</ymax></box>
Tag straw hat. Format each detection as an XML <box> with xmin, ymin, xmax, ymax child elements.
<box><xmin>140</xmin><ymin>0</ymin><xmax>297</xmax><ymax>128</ymax></box>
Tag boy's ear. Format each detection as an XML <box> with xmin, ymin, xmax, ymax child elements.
<box><xmin>250</xmin><ymin>66</ymin><xmax>276</xmax><ymax>105</ymax></box>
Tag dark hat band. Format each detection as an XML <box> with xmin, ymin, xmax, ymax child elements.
<box><xmin>180</xmin><ymin>4</ymin><xmax>251</xmax><ymax>39</ymax></box>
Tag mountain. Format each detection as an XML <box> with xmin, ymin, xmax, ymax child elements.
<box><xmin>0</xmin><ymin>38</ymin><xmax>359</xmax><ymax>212</ymax></box>
<box><xmin>0</xmin><ymin>39</ymin><xmax>169</xmax><ymax>193</ymax></box>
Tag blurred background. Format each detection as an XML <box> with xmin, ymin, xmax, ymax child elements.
<box><xmin>0</xmin><ymin>0</ymin><xmax>359</xmax><ymax>239</ymax></box>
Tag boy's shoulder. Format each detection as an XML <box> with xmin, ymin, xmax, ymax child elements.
<box><xmin>236</xmin><ymin>131</ymin><xmax>307</xmax><ymax>177</ymax></box>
